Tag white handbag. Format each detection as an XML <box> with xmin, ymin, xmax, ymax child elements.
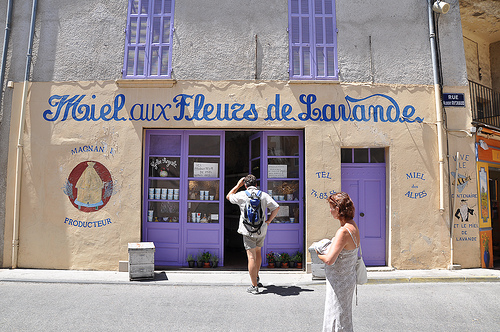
<box><xmin>344</xmin><ymin>226</ymin><xmax>368</xmax><ymax>285</ymax></box>
<box><xmin>356</xmin><ymin>245</ymin><xmax>368</xmax><ymax>285</ymax></box>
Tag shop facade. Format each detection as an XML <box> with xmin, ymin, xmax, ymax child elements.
<box><xmin>0</xmin><ymin>0</ymin><xmax>492</xmax><ymax>271</ymax></box>
<box><xmin>475</xmin><ymin>128</ymin><xmax>500</xmax><ymax>268</ymax></box>
<box><xmin>2</xmin><ymin>79</ymin><xmax>475</xmax><ymax>270</ymax></box>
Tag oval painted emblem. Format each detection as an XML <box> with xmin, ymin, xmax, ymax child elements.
<box><xmin>64</xmin><ymin>161</ymin><xmax>113</xmax><ymax>212</ymax></box>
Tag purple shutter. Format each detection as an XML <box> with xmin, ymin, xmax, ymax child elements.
<box><xmin>124</xmin><ymin>0</ymin><xmax>174</xmax><ymax>78</ymax></box>
<box><xmin>289</xmin><ymin>0</ymin><xmax>337</xmax><ymax>80</ymax></box>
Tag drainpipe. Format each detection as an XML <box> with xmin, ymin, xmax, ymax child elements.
<box><xmin>12</xmin><ymin>0</ymin><xmax>38</xmax><ymax>268</ymax></box>
<box><xmin>0</xmin><ymin>0</ymin><xmax>14</xmax><ymax>105</ymax></box>
<box><xmin>451</xmin><ymin>152</ymin><xmax>459</xmax><ymax>266</ymax></box>
<box><xmin>427</xmin><ymin>0</ymin><xmax>446</xmax><ymax>212</ymax></box>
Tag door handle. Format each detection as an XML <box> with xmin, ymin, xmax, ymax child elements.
<box><xmin>360</xmin><ymin>213</ymin><xmax>365</xmax><ymax>217</ymax></box>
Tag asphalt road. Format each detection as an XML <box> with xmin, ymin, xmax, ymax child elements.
<box><xmin>1</xmin><ymin>281</ymin><xmax>499</xmax><ymax>331</ymax></box>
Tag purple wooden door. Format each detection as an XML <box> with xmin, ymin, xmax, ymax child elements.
<box><xmin>342</xmin><ymin>164</ymin><xmax>386</xmax><ymax>266</ymax></box>
<box><xmin>143</xmin><ymin>130</ymin><xmax>224</xmax><ymax>267</ymax></box>
<box><xmin>183</xmin><ymin>132</ymin><xmax>225</xmax><ymax>267</ymax></box>
<box><xmin>249</xmin><ymin>131</ymin><xmax>304</xmax><ymax>266</ymax></box>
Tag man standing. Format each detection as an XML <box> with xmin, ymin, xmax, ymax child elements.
<box><xmin>226</xmin><ymin>174</ymin><xmax>280</xmax><ymax>294</ymax></box>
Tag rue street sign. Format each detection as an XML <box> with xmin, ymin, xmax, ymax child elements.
<box><xmin>442</xmin><ymin>93</ymin><xmax>465</xmax><ymax>107</ymax></box>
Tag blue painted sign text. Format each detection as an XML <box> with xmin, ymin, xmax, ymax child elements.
<box><xmin>42</xmin><ymin>93</ymin><xmax>424</xmax><ymax>124</ymax></box>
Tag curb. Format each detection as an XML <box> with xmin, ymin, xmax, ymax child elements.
<box><xmin>3</xmin><ymin>276</ymin><xmax>499</xmax><ymax>286</ymax></box>
<box><xmin>366</xmin><ymin>276</ymin><xmax>500</xmax><ymax>284</ymax></box>
<box><xmin>2</xmin><ymin>269</ymin><xmax>500</xmax><ymax>286</ymax></box>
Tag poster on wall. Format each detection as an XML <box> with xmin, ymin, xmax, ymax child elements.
<box><xmin>268</xmin><ymin>165</ymin><xmax>287</xmax><ymax>178</ymax></box>
<box><xmin>480</xmin><ymin>229</ymin><xmax>494</xmax><ymax>268</ymax></box>
<box><xmin>194</xmin><ymin>162</ymin><xmax>218</xmax><ymax>178</ymax></box>
<box><xmin>478</xmin><ymin>165</ymin><xmax>490</xmax><ymax>227</ymax></box>
<box><xmin>276</xmin><ymin>205</ymin><xmax>289</xmax><ymax>218</ymax></box>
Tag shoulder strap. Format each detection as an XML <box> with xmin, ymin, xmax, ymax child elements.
<box><xmin>344</xmin><ymin>226</ymin><xmax>358</xmax><ymax>248</ymax></box>
<box><xmin>345</xmin><ymin>226</ymin><xmax>363</xmax><ymax>257</ymax></box>
<box><xmin>245</xmin><ymin>190</ymin><xmax>262</xmax><ymax>197</ymax></box>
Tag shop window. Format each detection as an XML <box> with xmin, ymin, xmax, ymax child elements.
<box><xmin>149</xmin><ymin>134</ymin><xmax>181</xmax><ymax>155</ymax></box>
<box><xmin>341</xmin><ymin>148</ymin><xmax>385</xmax><ymax>163</ymax></box>
<box><xmin>264</xmin><ymin>133</ymin><xmax>302</xmax><ymax>227</ymax></box>
<box><xmin>289</xmin><ymin>0</ymin><xmax>338</xmax><ymax>80</ymax></box>
<box><xmin>251</xmin><ymin>137</ymin><xmax>261</xmax><ymax>159</ymax></box>
<box><xmin>353</xmin><ymin>149</ymin><xmax>368</xmax><ymax>163</ymax></box>
<box><xmin>341</xmin><ymin>148</ymin><xmax>352</xmax><ymax>163</ymax></box>
<box><xmin>370</xmin><ymin>148</ymin><xmax>385</xmax><ymax>163</ymax></box>
<box><xmin>189</xmin><ymin>135</ymin><xmax>220</xmax><ymax>156</ymax></box>
<box><xmin>124</xmin><ymin>0</ymin><xmax>175</xmax><ymax>78</ymax></box>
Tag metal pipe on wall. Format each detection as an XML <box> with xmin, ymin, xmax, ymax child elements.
<box><xmin>451</xmin><ymin>152</ymin><xmax>459</xmax><ymax>266</ymax></box>
<box><xmin>0</xmin><ymin>0</ymin><xmax>14</xmax><ymax>105</ymax></box>
<box><xmin>427</xmin><ymin>0</ymin><xmax>446</xmax><ymax>212</ymax></box>
<box><xmin>12</xmin><ymin>0</ymin><xmax>38</xmax><ymax>268</ymax></box>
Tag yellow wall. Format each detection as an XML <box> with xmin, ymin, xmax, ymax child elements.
<box><xmin>3</xmin><ymin>80</ymin><xmax>478</xmax><ymax>270</ymax></box>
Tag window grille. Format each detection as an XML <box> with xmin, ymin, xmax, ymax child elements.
<box><xmin>124</xmin><ymin>0</ymin><xmax>174</xmax><ymax>78</ymax></box>
<box><xmin>289</xmin><ymin>0</ymin><xmax>338</xmax><ymax>80</ymax></box>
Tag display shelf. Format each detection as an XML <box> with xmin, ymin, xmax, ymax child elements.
<box><xmin>147</xmin><ymin>201</ymin><xmax>179</xmax><ymax>223</ymax></box>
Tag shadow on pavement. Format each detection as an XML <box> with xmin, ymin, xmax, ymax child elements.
<box><xmin>260</xmin><ymin>284</ymin><xmax>315</xmax><ymax>296</ymax></box>
<box><xmin>134</xmin><ymin>271</ymin><xmax>168</xmax><ymax>282</ymax></box>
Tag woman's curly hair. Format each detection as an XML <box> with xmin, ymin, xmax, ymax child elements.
<box><xmin>327</xmin><ymin>192</ymin><xmax>355</xmax><ymax>221</ymax></box>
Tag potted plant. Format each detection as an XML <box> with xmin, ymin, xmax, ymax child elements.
<box><xmin>266</xmin><ymin>251</ymin><xmax>276</xmax><ymax>268</ymax></box>
<box><xmin>201</xmin><ymin>251</ymin><xmax>212</xmax><ymax>268</ymax></box>
<box><xmin>293</xmin><ymin>251</ymin><xmax>303</xmax><ymax>269</ymax></box>
<box><xmin>196</xmin><ymin>252</ymin><xmax>204</xmax><ymax>268</ymax></box>
<box><xmin>274</xmin><ymin>253</ymin><xmax>282</xmax><ymax>268</ymax></box>
<box><xmin>211</xmin><ymin>254</ymin><xmax>219</xmax><ymax>268</ymax></box>
<box><xmin>280</xmin><ymin>252</ymin><xmax>290</xmax><ymax>268</ymax></box>
<box><xmin>187</xmin><ymin>254</ymin><xmax>195</xmax><ymax>268</ymax></box>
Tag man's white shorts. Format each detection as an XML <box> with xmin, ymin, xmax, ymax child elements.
<box><xmin>243</xmin><ymin>235</ymin><xmax>265</xmax><ymax>250</ymax></box>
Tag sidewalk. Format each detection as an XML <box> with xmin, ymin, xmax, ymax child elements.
<box><xmin>1</xmin><ymin>267</ymin><xmax>499</xmax><ymax>286</ymax></box>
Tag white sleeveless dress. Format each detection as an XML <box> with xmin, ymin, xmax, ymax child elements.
<box><xmin>322</xmin><ymin>228</ymin><xmax>358</xmax><ymax>332</ymax></box>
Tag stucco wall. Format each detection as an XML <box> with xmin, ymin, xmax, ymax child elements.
<box><xmin>435</xmin><ymin>0</ymin><xmax>469</xmax><ymax>86</ymax></box>
<box><xmin>33</xmin><ymin>1</ymin><xmax>127</xmax><ymax>81</ymax></box>
<box><xmin>2</xmin><ymin>80</ymin><xmax>478</xmax><ymax>270</ymax></box>
<box><xmin>1</xmin><ymin>1</ymin><xmax>470</xmax><ymax>84</ymax></box>
<box><xmin>0</xmin><ymin>0</ymin><xmax>127</xmax><ymax>268</ymax></box>
<box><xmin>5</xmin><ymin>81</ymin><xmax>143</xmax><ymax>270</ymax></box>
<box><xmin>463</xmin><ymin>30</ymin><xmax>493</xmax><ymax>87</ymax></box>
<box><xmin>172</xmin><ymin>0</ymin><xmax>289</xmax><ymax>80</ymax></box>
<box><xmin>491</xmin><ymin>41</ymin><xmax>500</xmax><ymax>92</ymax></box>
<box><xmin>336</xmin><ymin>0</ymin><xmax>467</xmax><ymax>86</ymax></box>
<box><xmin>0</xmin><ymin>1</ymin><xmax>475</xmax><ymax>270</ymax></box>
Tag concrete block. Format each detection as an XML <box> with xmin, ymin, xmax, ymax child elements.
<box><xmin>119</xmin><ymin>261</ymin><xmax>128</xmax><ymax>272</ymax></box>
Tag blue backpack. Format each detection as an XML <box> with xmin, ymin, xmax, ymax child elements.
<box><xmin>243</xmin><ymin>190</ymin><xmax>265</xmax><ymax>234</ymax></box>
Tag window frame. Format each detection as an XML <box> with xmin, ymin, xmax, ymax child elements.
<box><xmin>341</xmin><ymin>148</ymin><xmax>386</xmax><ymax>164</ymax></box>
<box><xmin>288</xmin><ymin>0</ymin><xmax>338</xmax><ymax>80</ymax></box>
<box><xmin>123</xmin><ymin>0</ymin><xmax>175</xmax><ymax>79</ymax></box>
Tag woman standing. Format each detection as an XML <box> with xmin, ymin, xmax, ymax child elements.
<box><xmin>317</xmin><ymin>192</ymin><xmax>360</xmax><ymax>332</ymax></box>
